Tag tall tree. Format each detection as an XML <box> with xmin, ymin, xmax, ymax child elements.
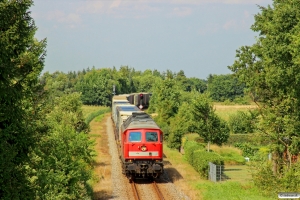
<box><xmin>192</xmin><ymin>93</ymin><xmax>229</xmax><ymax>151</ymax></box>
<box><xmin>207</xmin><ymin>74</ymin><xmax>245</xmax><ymax>102</ymax></box>
<box><xmin>75</xmin><ymin>68</ymin><xmax>117</xmax><ymax>106</ymax></box>
<box><xmin>228</xmin><ymin>0</ymin><xmax>300</xmax><ymax>174</ymax></box>
<box><xmin>0</xmin><ymin>0</ymin><xmax>46</xmax><ymax>198</ymax></box>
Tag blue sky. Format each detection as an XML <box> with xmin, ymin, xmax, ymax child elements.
<box><xmin>31</xmin><ymin>0</ymin><xmax>273</xmax><ymax>79</ymax></box>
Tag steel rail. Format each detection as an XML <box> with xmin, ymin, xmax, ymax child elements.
<box><xmin>131</xmin><ymin>182</ymin><xmax>140</xmax><ymax>200</ymax></box>
<box><xmin>152</xmin><ymin>181</ymin><xmax>165</xmax><ymax>200</ymax></box>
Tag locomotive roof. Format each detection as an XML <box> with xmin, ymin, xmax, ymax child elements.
<box><xmin>122</xmin><ymin>112</ymin><xmax>160</xmax><ymax>130</ymax></box>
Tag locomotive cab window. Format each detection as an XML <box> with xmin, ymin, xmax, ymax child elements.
<box><xmin>146</xmin><ymin>132</ymin><xmax>158</xmax><ymax>142</ymax></box>
<box><xmin>129</xmin><ymin>132</ymin><xmax>141</xmax><ymax>142</ymax></box>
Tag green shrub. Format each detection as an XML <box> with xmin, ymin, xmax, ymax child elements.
<box><xmin>234</xmin><ymin>142</ymin><xmax>259</xmax><ymax>157</ymax></box>
<box><xmin>228</xmin><ymin>110</ymin><xmax>259</xmax><ymax>134</ymax></box>
<box><xmin>184</xmin><ymin>141</ymin><xmax>205</xmax><ymax>165</ymax></box>
<box><xmin>184</xmin><ymin>140</ymin><xmax>225</xmax><ymax>178</ymax></box>
<box><xmin>192</xmin><ymin>150</ymin><xmax>224</xmax><ymax>178</ymax></box>
<box><xmin>252</xmin><ymin>161</ymin><xmax>300</xmax><ymax>196</ymax></box>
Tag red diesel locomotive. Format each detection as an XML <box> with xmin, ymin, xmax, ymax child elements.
<box><xmin>111</xmin><ymin>94</ymin><xmax>164</xmax><ymax>181</ymax></box>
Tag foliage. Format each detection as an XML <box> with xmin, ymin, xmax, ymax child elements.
<box><xmin>168</xmin><ymin>102</ymin><xmax>195</xmax><ymax>151</ymax></box>
<box><xmin>192</xmin><ymin>93</ymin><xmax>230</xmax><ymax>148</ymax></box>
<box><xmin>75</xmin><ymin>68</ymin><xmax>117</xmax><ymax>106</ymax></box>
<box><xmin>29</xmin><ymin>93</ymin><xmax>95</xmax><ymax>199</ymax></box>
<box><xmin>251</xmin><ymin>161</ymin><xmax>300</xmax><ymax>196</ymax></box>
<box><xmin>192</xmin><ymin>150</ymin><xmax>224</xmax><ymax>178</ymax></box>
<box><xmin>85</xmin><ymin>107</ymin><xmax>111</xmax><ymax>125</ymax></box>
<box><xmin>148</xmin><ymin>78</ymin><xmax>181</xmax><ymax>124</ymax></box>
<box><xmin>234</xmin><ymin>143</ymin><xmax>259</xmax><ymax>157</ymax></box>
<box><xmin>207</xmin><ymin>74</ymin><xmax>245</xmax><ymax>102</ymax></box>
<box><xmin>183</xmin><ymin>141</ymin><xmax>206</xmax><ymax>165</ymax></box>
<box><xmin>228</xmin><ymin>110</ymin><xmax>259</xmax><ymax>134</ymax></box>
<box><xmin>0</xmin><ymin>0</ymin><xmax>46</xmax><ymax>198</ymax></box>
<box><xmin>225</xmin><ymin>133</ymin><xmax>270</xmax><ymax>146</ymax></box>
<box><xmin>228</xmin><ymin>0</ymin><xmax>300</xmax><ymax>173</ymax></box>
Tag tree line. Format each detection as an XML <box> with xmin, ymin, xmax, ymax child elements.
<box><xmin>41</xmin><ymin>67</ymin><xmax>246</xmax><ymax>106</ymax></box>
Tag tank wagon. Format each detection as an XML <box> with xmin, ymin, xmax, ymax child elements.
<box><xmin>111</xmin><ymin>93</ymin><xmax>163</xmax><ymax>181</ymax></box>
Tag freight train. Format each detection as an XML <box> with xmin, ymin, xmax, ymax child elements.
<box><xmin>111</xmin><ymin>93</ymin><xmax>164</xmax><ymax>181</ymax></box>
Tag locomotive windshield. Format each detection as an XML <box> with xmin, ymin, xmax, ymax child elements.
<box><xmin>146</xmin><ymin>132</ymin><xmax>158</xmax><ymax>142</ymax></box>
<box><xmin>129</xmin><ymin>132</ymin><xmax>141</xmax><ymax>142</ymax></box>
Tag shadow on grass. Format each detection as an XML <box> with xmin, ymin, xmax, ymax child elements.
<box><xmin>164</xmin><ymin>167</ymin><xmax>184</xmax><ymax>182</ymax></box>
<box><xmin>163</xmin><ymin>160</ymin><xmax>172</xmax><ymax>166</ymax></box>
<box><xmin>93</xmin><ymin>161</ymin><xmax>108</xmax><ymax>167</ymax></box>
<box><xmin>224</xmin><ymin>168</ymin><xmax>242</xmax><ymax>171</ymax></box>
<box><xmin>93</xmin><ymin>190</ymin><xmax>113</xmax><ymax>200</ymax></box>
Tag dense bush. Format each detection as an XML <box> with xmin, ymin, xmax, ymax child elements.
<box><xmin>184</xmin><ymin>141</ymin><xmax>224</xmax><ymax>178</ymax></box>
<box><xmin>184</xmin><ymin>141</ymin><xmax>205</xmax><ymax>165</ymax></box>
<box><xmin>252</xmin><ymin>161</ymin><xmax>300</xmax><ymax>196</ymax></box>
<box><xmin>228</xmin><ymin>110</ymin><xmax>259</xmax><ymax>134</ymax></box>
<box><xmin>234</xmin><ymin>142</ymin><xmax>259</xmax><ymax>157</ymax></box>
<box><xmin>193</xmin><ymin>150</ymin><xmax>224</xmax><ymax>178</ymax></box>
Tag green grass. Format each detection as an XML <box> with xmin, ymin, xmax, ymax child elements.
<box><xmin>197</xmin><ymin>181</ymin><xmax>274</xmax><ymax>200</ymax></box>
<box><xmin>82</xmin><ymin>105</ymin><xmax>108</xmax><ymax>119</ymax></box>
<box><xmin>94</xmin><ymin>114</ymin><xmax>105</xmax><ymax>122</ymax></box>
<box><xmin>210</xmin><ymin>145</ymin><xmax>245</xmax><ymax>165</ymax></box>
<box><xmin>223</xmin><ymin>165</ymin><xmax>252</xmax><ymax>184</ymax></box>
<box><xmin>184</xmin><ymin>133</ymin><xmax>201</xmax><ymax>142</ymax></box>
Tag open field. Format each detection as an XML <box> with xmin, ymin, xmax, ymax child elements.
<box><xmin>82</xmin><ymin>105</ymin><xmax>107</xmax><ymax>119</ymax></box>
<box><xmin>214</xmin><ymin>104</ymin><xmax>257</xmax><ymax>121</ymax></box>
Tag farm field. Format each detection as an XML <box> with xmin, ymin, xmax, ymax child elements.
<box><xmin>214</xmin><ymin>104</ymin><xmax>258</xmax><ymax>121</ymax></box>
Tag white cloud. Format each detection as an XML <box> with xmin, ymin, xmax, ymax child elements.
<box><xmin>223</xmin><ymin>19</ymin><xmax>237</xmax><ymax>30</ymax></box>
<box><xmin>198</xmin><ymin>23</ymin><xmax>220</xmax><ymax>35</ymax></box>
<box><xmin>110</xmin><ymin>0</ymin><xmax>122</xmax><ymax>8</ymax></box>
<box><xmin>46</xmin><ymin>10</ymin><xmax>82</xmax><ymax>27</ymax></box>
<box><xmin>172</xmin><ymin>7</ymin><xmax>193</xmax><ymax>17</ymax></box>
<box><xmin>77</xmin><ymin>2</ymin><xmax>104</xmax><ymax>14</ymax></box>
<box><xmin>223</xmin><ymin>18</ymin><xmax>249</xmax><ymax>31</ymax></box>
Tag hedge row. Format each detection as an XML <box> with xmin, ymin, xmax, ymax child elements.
<box><xmin>85</xmin><ymin>107</ymin><xmax>111</xmax><ymax>125</ymax></box>
<box><xmin>184</xmin><ymin>141</ymin><xmax>224</xmax><ymax>178</ymax></box>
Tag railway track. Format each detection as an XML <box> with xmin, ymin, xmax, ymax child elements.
<box><xmin>131</xmin><ymin>180</ymin><xmax>165</xmax><ymax>200</ymax></box>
